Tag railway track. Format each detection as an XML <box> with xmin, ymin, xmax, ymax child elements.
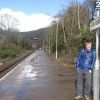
<box><xmin>0</xmin><ymin>51</ymin><xmax>33</xmax><ymax>78</ymax></box>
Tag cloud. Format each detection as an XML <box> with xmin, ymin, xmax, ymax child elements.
<box><xmin>0</xmin><ymin>8</ymin><xmax>53</xmax><ymax>32</ymax></box>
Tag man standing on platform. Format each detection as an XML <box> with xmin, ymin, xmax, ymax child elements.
<box><xmin>74</xmin><ymin>40</ymin><xmax>96</xmax><ymax>100</ymax></box>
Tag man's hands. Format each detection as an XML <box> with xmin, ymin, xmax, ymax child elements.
<box><xmin>89</xmin><ymin>70</ymin><xmax>92</xmax><ymax>73</ymax></box>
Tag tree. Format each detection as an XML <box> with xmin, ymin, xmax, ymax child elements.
<box><xmin>0</xmin><ymin>14</ymin><xmax>19</xmax><ymax>32</ymax></box>
<box><xmin>76</xmin><ymin>0</ymin><xmax>81</xmax><ymax>33</ymax></box>
<box><xmin>46</xmin><ymin>0</ymin><xmax>95</xmax><ymax>61</ymax></box>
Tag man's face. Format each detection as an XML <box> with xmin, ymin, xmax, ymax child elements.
<box><xmin>85</xmin><ymin>42</ymin><xmax>92</xmax><ymax>51</ymax></box>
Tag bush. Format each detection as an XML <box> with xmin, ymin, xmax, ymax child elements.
<box><xmin>0</xmin><ymin>49</ymin><xmax>9</xmax><ymax>59</ymax></box>
<box><xmin>0</xmin><ymin>42</ymin><xmax>25</xmax><ymax>59</ymax></box>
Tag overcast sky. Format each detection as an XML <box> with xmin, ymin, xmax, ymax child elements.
<box><xmin>0</xmin><ymin>0</ymin><xmax>84</xmax><ymax>32</ymax></box>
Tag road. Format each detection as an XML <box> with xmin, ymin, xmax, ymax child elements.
<box><xmin>0</xmin><ymin>50</ymin><xmax>76</xmax><ymax>100</ymax></box>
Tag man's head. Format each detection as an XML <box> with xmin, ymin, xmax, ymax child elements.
<box><xmin>84</xmin><ymin>40</ymin><xmax>93</xmax><ymax>51</ymax></box>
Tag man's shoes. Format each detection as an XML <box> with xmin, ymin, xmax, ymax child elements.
<box><xmin>84</xmin><ymin>95</ymin><xmax>90</xmax><ymax>100</ymax></box>
<box><xmin>74</xmin><ymin>96</ymin><xmax>83</xmax><ymax>99</ymax></box>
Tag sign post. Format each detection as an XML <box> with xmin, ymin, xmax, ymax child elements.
<box><xmin>93</xmin><ymin>13</ymin><xmax>99</xmax><ymax>100</ymax></box>
<box><xmin>90</xmin><ymin>0</ymin><xmax>100</xmax><ymax>100</ymax></box>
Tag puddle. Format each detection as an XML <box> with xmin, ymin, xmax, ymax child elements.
<box><xmin>24</xmin><ymin>65</ymin><xmax>38</xmax><ymax>80</ymax></box>
<box><xmin>22</xmin><ymin>65</ymin><xmax>33</xmax><ymax>73</ymax></box>
<box><xmin>26</xmin><ymin>72</ymin><xmax>38</xmax><ymax>80</ymax></box>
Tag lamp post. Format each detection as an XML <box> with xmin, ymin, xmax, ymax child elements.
<box><xmin>56</xmin><ymin>20</ymin><xmax>58</xmax><ymax>59</ymax></box>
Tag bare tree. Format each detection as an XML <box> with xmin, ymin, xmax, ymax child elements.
<box><xmin>76</xmin><ymin>0</ymin><xmax>81</xmax><ymax>35</ymax></box>
<box><xmin>0</xmin><ymin>14</ymin><xmax>19</xmax><ymax>32</ymax></box>
<box><xmin>61</xmin><ymin>16</ymin><xmax>67</xmax><ymax>49</ymax></box>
